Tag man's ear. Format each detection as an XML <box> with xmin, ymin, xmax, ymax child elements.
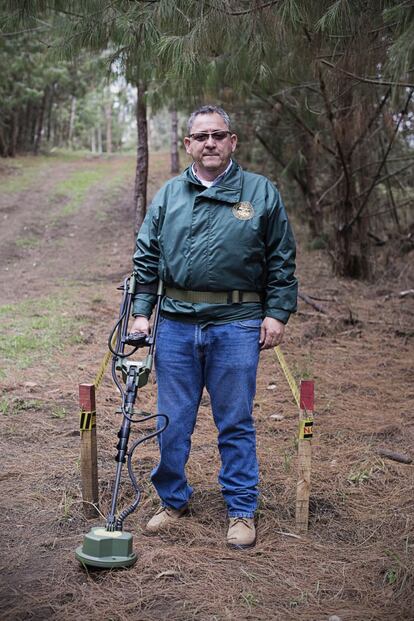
<box><xmin>184</xmin><ymin>137</ymin><xmax>191</xmax><ymax>154</ymax></box>
<box><xmin>231</xmin><ymin>134</ymin><xmax>238</xmax><ymax>153</ymax></box>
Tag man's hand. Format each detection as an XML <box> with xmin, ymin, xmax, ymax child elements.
<box><xmin>260</xmin><ymin>317</ymin><xmax>285</xmax><ymax>350</ymax></box>
<box><xmin>130</xmin><ymin>315</ymin><xmax>150</xmax><ymax>336</ymax></box>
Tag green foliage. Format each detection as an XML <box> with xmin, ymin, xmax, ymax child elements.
<box><xmin>51</xmin><ymin>405</ymin><xmax>67</xmax><ymax>419</ymax></box>
<box><xmin>385</xmin><ymin>568</ymin><xmax>398</xmax><ymax>585</ymax></box>
<box><xmin>0</xmin><ymin>396</ymin><xmax>41</xmax><ymax>416</ymax></box>
<box><xmin>347</xmin><ymin>459</ymin><xmax>385</xmax><ymax>485</ymax></box>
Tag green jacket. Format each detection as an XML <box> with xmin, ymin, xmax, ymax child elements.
<box><xmin>132</xmin><ymin>161</ymin><xmax>297</xmax><ymax>324</ymax></box>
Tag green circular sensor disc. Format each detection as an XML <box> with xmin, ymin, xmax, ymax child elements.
<box><xmin>75</xmin><ymin>526</ymin><xmax>137</xmax><ymax>569</ymax></box>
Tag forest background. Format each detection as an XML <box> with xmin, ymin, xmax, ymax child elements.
<box><xmin>1</xmin><ymin>0</ymin><xmax>413</xmax><ymax>280</ymax></box>
<box><xmin>1</xmin><ymin>3</ymin><xmax>414</xmax><ymax>620</ymax></box>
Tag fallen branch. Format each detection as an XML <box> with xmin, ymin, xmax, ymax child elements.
<box><xmin>298</xmin><ymin>292</ymin><xmax>329</xmax><ymax>315</ymax></box>
<box><xmin>367</xmin><ymin>231</ymin><xmax>386</xmax><ymax>246</ymax></box>
<box><xmin>399</xmin><ymin>289</ymin><xmax>414</xmax><ymax>298</ymax></box>
<box><xmin>276</xmin><ymin>530</ymin><xmax>302</xmax><ymax>540</ymax></box>
<box><xmin>378</xmin><ymin>449</ymin><xmax>412</xmax><ymax>464</ymax></box>
<box><xmin>306</xmin><ymin>294</ymin><xmax>338</xmax><ymax>303</ymax></box>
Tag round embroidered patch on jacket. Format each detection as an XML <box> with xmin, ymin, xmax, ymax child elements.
<box><xmin>232</xmin><ymin>201</ymin><xmax>255</xmax><ymax>220</ymax></box>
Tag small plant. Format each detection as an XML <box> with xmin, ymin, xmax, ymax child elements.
<box><xmin>52</xmin><ymin>406</ymin><xmax>67</xmax><ymax>419</ymax></box>
<box><xmin>15</xmin><ymin>236</ymin><xmax>40</xmax><ymax>249</ymax></box>
<box><xmin>289</xmin><ymin>591</ymin><xmax>308</xmax><ymax>608</ymax></box>
<box><xmin>347</xmin><ymin>468</ymin><xmax>371</xmax><ymax>484</ymax></box>
<box><xmin>59</xmin><ymin>490</ymin><xmax>74</xmax><ymax>522</ymax></box>
<box><xmin>385</xmin><ymin>568</ymin><xmax>397</xmax><ymax>585</ymax></box>
<box><xmin>0</xmin><ymin>397</ymin><xmax>10</xmax><ymax>415</ymax></box>
<box><xmin>0</xmin><ymin>397</ymin><xmax>39</xmax><ymax>415</ymax></box>
<box><xmin>240</xmin><ymin>592</ymin><xmax>258</xmax><ymax>610</ymax></box>
<box><xmin>283</xmin><ymin>449</ymin><xmax>294</xmax><ymax>473</ymax></box>
<box><xmin>308</xmin><ymin>234</ymin><xmax>329</xmax><ymax>251</ymax></box>
<box><xmin>347</xmin><ymin>459</ymin><xmax>385</xmax><ymax>485</ymax></box>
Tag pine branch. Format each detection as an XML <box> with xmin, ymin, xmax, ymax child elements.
<box><xmin>320</xmin><ymin>59</ymin><xmax>414</xmax><ymax>89</ymax></box>
<box><xmin>0</xmin><ymin>26</ymin><xmax>48</xmax><ymax>36</ymax></box>
<box><xmin>207</xmin><ymin>1</ymin><xmax>280</xmax><ymax>16</ymax></box>
<box><xmin>271</xmin><ymin>95</ymin><xmax>337</xmax><ymax>158</ymax></box>
<box><xmin>255</xmin><ymin>130</ymin><xmax>307</xmax><ymax>193</ymax></box>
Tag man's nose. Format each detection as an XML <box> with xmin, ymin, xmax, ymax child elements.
<box><xmin>205</xmin><ymin>135</ymin><xmax>216</xmax><ymax>147</ymax></box>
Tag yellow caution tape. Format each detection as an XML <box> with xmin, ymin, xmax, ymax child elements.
<box><xmin>298</xmin><ymin>418</ymin><xmax>313</xmax><ymax>440</ymax></box>
<box><xmin>274</xmin><ymin>346</ymin><xmax>300</xmax><ymax>407</ymax></box>
<box><xmin>79</xmin><ymin>410</ymin><xmax>96</xmax><ymax>431</ymax></box>
<box><xmin>94</xmin><ymin>333</ymin><xmax>117</xmax><ymax>390</ymax></box>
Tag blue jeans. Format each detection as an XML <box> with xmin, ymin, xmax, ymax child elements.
<box><xmin>152</xmin><ymin>317</ymin><xmax>261</xmax><ymax>518</ymax></box>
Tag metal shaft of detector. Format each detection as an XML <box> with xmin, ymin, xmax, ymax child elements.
<box><xmin>105</xmin><ymin>279</ymin><xmax>164</xmax><ymax>532</ymax></box>
<box><xmin>107</xmin><ymin>399</ymin><xmax>134</xmax><ymax>529</ymax></box>
<box><xmin>107</xmin><ymin>457</ymin><xmax>126</xmax><ymax>529</ymax></box>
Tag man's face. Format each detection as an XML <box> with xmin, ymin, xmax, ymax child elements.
<box><xmin>184</xmin><ymin>112</ymin><xmax>237</xmax><ymax>179</ymax></box>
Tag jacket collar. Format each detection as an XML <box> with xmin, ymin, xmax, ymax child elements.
<box><xmin>179</xmin><ymin>160</ymin><xmax>243</xmax><ymax>204</ymax></box>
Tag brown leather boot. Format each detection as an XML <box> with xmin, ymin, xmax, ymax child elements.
<box><xmin>226</xmin><ymin>517</ymin><xmax>256</xmax><ymax>549</ymax></box>
<box><xmin>146</xmin><ymin>505</ymin><xmax>189</xmax><ymax>533</ymax></box>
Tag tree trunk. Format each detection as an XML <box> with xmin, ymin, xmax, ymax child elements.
<box><xmin>134</xmin><ymin>80</ymin><xmax>148</xmax><ymax>235</ymax></box>
<box><xmin>34</xmin><ymin>87</ymin><xmax>48</xmax><ymax>155</ymax></box>
<box><xmin>170</xmin><ymin>107</ymin><xmax>180</xmax><ymax>173</ymax></box>
<box><xmin>105</xmin><ymin>98</ymin><xmax>112</xmax><ymax>154</ymax></box>
<box><xmin>91</xmin><ymin>128</ymin><xmax>96</xmax><ymax>153</ymax></box>
<box><xmin>30</xmin><ymin>105</ymin><xmax>37</xmax><ymax>149</ymax></box>
<box><xmin>16</xmin><ymin>108</ymin><xmax>25</xmax><ymax>152</ymax></box>
<box><xmin>23</xmin><ymin>101</ymin><xmax>32</xmax><ymax>150</ymax></box>
<box><xmin>319</xmin><ymin>65</ymin><xmax>371</xmax><ymax>279</ymax></box>
<box><xmin>68</xmin><ymin>95</ymin><xmax>77</xmax><ymax>148</ymax></box>
<box><xmin>46</xmin><ymin>86</ymin><xmax>54</xmax><ymax>142</ymax></box>
<box><xmin>0</xmin><ymin>126</ymin><xmax>7</xmax><ymax>157</ymax></box>
<box><xmin>97</xmin><ymin>123</ymin><xmax>103</xmax><ymax>154</ymax></box>
<box><xmin>8</xmin><ymin>111</ymin><xmax>18</xmax><ymax>157</ymax></box>
<box><xmin>302</xmin><ymin>134</ymin><xmax>323</xmax><ymax>237</ymax></box>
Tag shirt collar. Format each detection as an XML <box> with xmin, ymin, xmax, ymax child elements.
<box><xmin>191</xmin><ymin>160</ymin><xmax>233</xmax><ymax>188</ymax></box>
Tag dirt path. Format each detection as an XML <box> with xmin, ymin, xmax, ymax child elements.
<box><xmin>0</xmin><ymin>153</ymin><xmax>413</xmax><ymax>621</ymax></box>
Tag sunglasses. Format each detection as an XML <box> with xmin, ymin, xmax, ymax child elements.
<box><xmin>188</xmin><ymin>130</ymin><xmax>232</xmax><ymax>142</ymax></box>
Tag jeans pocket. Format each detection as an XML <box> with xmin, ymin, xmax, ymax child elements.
<box><xmin>234</xmin><ymin>319</ymin><xmax>262</xmax><ymax>329</ymax></box>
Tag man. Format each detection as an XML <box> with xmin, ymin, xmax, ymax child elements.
<box><xmin>130</xmin><ymin>105</ymin><xmax>297</xmax><ymax>549</ymax></box>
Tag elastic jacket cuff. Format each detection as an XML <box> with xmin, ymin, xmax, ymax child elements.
<box><xmin>132</xmin><ymin>293</ymin><xmax>156</xmax><ymax>318</ymax></box>
<box><xmin>264</xmin><ymin>309</ymin><xmax>291</xmax><ymax>324</ymax></box>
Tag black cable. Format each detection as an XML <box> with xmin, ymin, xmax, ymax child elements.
<box><xmin>115</xmin><ymin>414</ymin><xmax>169</xmax><ymax>530</ymax></box>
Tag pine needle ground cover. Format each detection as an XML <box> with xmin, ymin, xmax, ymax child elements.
<box><xmin>0</xmin><ymin>153</ymin><xmax>412</xmax><ymax>621</ymax></box>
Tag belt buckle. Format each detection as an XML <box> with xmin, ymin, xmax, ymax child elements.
<box><xmin>229</xmin><ymin>290</ymin><xmax>242</xmax><ymax>304</ymax></box>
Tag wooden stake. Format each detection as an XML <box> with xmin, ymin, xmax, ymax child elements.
<box><xmin>295</xmin><ymin>380</ymin><xmax>314</xmax><ymax>533</ymax></box>
<box><xmin>79</xmin><ymin>383</ymin><xmax>99</xmax><ymax>518</ymax></box>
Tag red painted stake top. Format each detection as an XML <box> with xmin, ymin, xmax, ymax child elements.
<box><xmin>79</xmin><ymin>383</ymin><xmax>96</xmax><ymax>412</ymax></box>
<box><xmin>300</xmin><ymin>380</ymin><xmax>314</xmax><ymax>411</ymax></box>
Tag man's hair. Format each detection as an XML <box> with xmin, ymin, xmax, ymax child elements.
<box><xmin>187</xmin><ymin>105</ymin><xmax>232</xmax><ymax>135</ymax></box>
